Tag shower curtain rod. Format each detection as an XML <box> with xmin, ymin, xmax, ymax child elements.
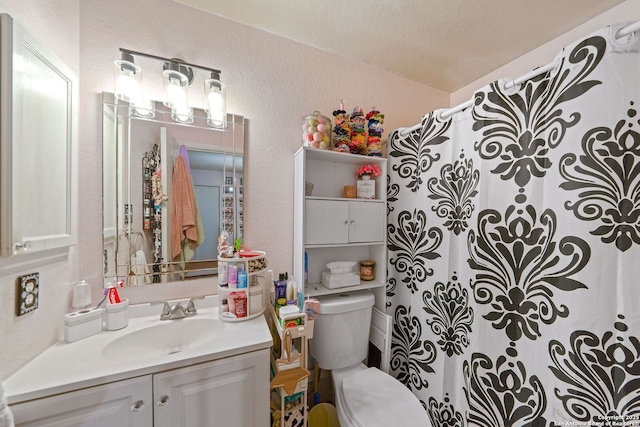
<box><xmin>398</xmin><ymin>20</ymin><xmax>640</xmax><ymax>136</ymax></box>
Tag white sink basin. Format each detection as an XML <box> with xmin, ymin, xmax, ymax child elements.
<box><xmin>102</xmin><ymin>318</ymin><xmax>226</xmax><ymax>361</ymax></box>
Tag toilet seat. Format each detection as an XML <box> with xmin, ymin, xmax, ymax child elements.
<box><xmin>339</xmin><ymin>367</ymin><xmax>431</xmax><ymax>427</ymax></box>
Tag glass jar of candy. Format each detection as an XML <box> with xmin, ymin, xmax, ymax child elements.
<box><xmin>302</xmin><ymin>111</ymin><xmax>332</xmax><ymax>149</ymax></box>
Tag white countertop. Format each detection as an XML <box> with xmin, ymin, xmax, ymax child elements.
<box><xmin>4</xmin><ymin>296</ymin><xmax>273</xmax><ymax>404</ymax></box>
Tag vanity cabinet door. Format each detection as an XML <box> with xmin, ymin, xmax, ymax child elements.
<box><xmin>10</xmin><ymin>376</ymin><xmax>152</xmax><ymax>427</ymax></box>
<box><xmin>153</xmin><ymin>349</ymin><xmax>270</xmax><ymax>427</ymax></box>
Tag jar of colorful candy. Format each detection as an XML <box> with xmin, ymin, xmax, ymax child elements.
<box><xmin>302</xmin><ymin>111</ymin><xmax>331</xmax><ymax>149</ymax></box>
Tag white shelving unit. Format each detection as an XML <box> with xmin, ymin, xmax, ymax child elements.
<box><xmin>217</xmin><ymin>251</ymin><xmax>268</xmax><ymax>321</ymax></box>
<box><xmin>293</xmin><ymin>147</ymin><xmax>387</xmax><ymax>311</ymax></box>
<box><xmin>267</xmin><ymin>300</ymin><xmax>314</xmax><ymax>427</ymax></box>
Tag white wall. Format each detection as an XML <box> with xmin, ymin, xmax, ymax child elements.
<box><xmin>451</xmin><ymin>0</ymin><xmax>640</xmax><ymax>105</ymax></box>
<box><xmin>0</xmin><ymin>0</ymin><xmax>447</xmax><ymax>379</ymax></box>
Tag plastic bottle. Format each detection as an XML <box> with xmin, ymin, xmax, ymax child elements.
<box><xmin>238</xmin><ymin>268</ymin><xmax>248</xmax><ymax>288</ymax></box>
<box><xmin>286</xmin><ymin>279</ymin><xmax>295</xmax><ymax>302</ymax></box>
<box><xmin>235</xmin><ymin>291</ymin><xmax>247</xmax><ymax>318</ymax></box>
<box><xmin>218</xmin><ymin>262</ymin><xmax>228</xmax><ymax>286</ymax></box>
<box><xmin>304</xmin><ymin>252</ymin><xmax>308</xmax><ymax>287</ymax></box>
<box><xmin>229</xmin><ymin>264</ymin><xmax>238</xmax><ymax>288</ymax></box>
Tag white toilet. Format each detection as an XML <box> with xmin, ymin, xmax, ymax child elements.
<box><xmin>309</xmin><ymin>290</ymin><xmax>432</xmax><ymax>427</ymax></box>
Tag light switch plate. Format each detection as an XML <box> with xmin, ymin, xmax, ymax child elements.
<box><xmin>16</xmin><ymin>272</ymin><xmax>39</xmax><ymax>316</ymax></box>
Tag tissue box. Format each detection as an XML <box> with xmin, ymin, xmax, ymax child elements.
<box><xmin>321</xmin><ymin>271</ymin><xmax>360</xmax><ymax>289</ymax></box>
<box><xmin>64</xmin><ymin>308</ymin><xmax>103</xmax><ymax>343</ymax></box>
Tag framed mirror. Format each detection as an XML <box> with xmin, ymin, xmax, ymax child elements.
<box><xmin>102</xmin><ymin>92</ymin><xmax>244</xmax><ymax>286</ymax></box>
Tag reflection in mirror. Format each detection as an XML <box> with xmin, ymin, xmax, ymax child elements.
<box><xmin>102</xmin><ymin>92</ymin><xmax>244</xmax><ymax>286</ymax></box>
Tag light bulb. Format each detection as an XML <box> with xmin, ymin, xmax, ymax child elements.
<box><xmin>114</xmin><ymin>59</ymin><xmax>142</xmax><ymax>103</ymax></box>
<box><xmin>163</xmin><ymin>69</ymin><xmax>189</xmax><ymax>108</ymax></box>
<box><xmin>204</xmin><ymin>76</ymin><xmax>226</xmax><ymax>128</ymax></box>
<box><xmin>207</xmin><ymin>91</ymin><xmax>224</xmax><ymax>111</ymax></box>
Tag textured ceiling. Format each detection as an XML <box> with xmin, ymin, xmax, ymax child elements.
<box><xmin>176</xmin><ymin>0</ymin><xmax>624</xmax><ymax>92</ymax></box>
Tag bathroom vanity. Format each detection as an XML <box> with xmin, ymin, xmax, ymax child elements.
<box><xmin>4</xmin><ymin>297</ymin><xmax>272</xmax><ymax>426</ymax></box>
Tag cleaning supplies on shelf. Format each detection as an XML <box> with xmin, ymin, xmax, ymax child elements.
<box><xmin>279</xmin><ymin>305</ymin><xmax>301</xmax><ymax>328</ymax></box>
<box><xmin>275</xmin><ymin>273</ymin><xmax>287</xmax><ymax>300</ymax></box>
<box><xmin>286</xmin><ymin>278</ymin><xmax>295</xmax><ymax>302</ymax></box>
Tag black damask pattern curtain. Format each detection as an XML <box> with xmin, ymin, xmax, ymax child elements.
<box><xmin>387</xmin><ymin>22</ymin><xmax>640</xmax><ymax>427</ymax></box>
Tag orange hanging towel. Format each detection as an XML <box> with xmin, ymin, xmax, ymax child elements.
<box><xmin>171</xmin><ymin>155</ymin><xmax>197</xmax><ymax>260</ymax></box>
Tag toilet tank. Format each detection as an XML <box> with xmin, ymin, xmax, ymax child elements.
<box><xmin>309</xmin><ymin>290</ymin><xmax>375</xmax><ymax>370</ymax></box>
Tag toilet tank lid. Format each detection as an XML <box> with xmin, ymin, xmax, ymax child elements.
<box><xmin>318</xmin><ymin>291</ymin><xmax>374</xmax><ymax>314</ymax></box>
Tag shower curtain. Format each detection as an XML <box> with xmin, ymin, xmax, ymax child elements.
<box><xmin>387</xmin><ymin>22</ymin><xmax>640</xmax><ymax>426</ymax></box>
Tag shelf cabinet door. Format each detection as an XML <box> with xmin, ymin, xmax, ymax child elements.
<box><xmin>305</xmin><ymin>199</ymin><xmax>349</xmax><ymax>245</ymax></box>
<box><xmin>305</xmin><ymin>199</ymin><xmax>384</xmax><ymax>245</ymax></box>
<box><xmin>10</xmin><ymin>376</ymin><xmax>152</xmax><ymax>427</ymax></box>
<box><xmin>348</xmin><ymin>201</ymin><xmax>385</xmax><ymax>243</ymax></box>
<box><xmin>153</xmin><ymin>349</ymin><xmax>270</xmax><ymax>427</ymax></box>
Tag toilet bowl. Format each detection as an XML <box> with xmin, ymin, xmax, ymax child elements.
<box><xmin>309</xmin><ymin>290</ymin><xmax>431</xmax><ymax>427</ymax></box>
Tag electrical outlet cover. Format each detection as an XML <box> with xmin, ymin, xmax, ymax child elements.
<box><xmin>16</xmin><ymin>272</ymin><xmax>39</xmax><ymax>316</ymax></box>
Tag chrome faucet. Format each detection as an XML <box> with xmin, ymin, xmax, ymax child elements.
<box><xmin>152</xmin><ymin>297</ymin><xmax>204</xmax><ymax>320</ymax></box>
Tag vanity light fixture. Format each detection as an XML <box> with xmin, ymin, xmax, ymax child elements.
<box><xmin>113</xmin><ymin>48</ymin><xmax>226</xmax><ymax>127</ymax></box>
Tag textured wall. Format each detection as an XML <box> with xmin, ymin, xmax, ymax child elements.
<box><xmin>450</xmin><ymin>0</ymin><xmax>639</xmax><ymax>105</ymax></box>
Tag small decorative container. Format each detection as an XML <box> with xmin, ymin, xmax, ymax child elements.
<box><xmin>305</xmin><ymin>181</ymin><xmax>314</xmax><ymax>196</ymax></box>
<box><xmin>366</xmin><ymin>108</ymin><xmax>384</xmax><ymax>156</ymax></box>
<box><xmin>343</xmin><ymin>185</ymin><xmax>356</xmax><ymax>198</ymax></box>
<box><xmin>360</xmin><ymin>260</ymin><xmax>375</xmax><ymax>281</ymax></box>
<box><xmin>357</xmin><ymin>175</ymin><xmax>375</xmax><ymax>199</ymax></box>
<box><xmin>302</xmin><ymin>111</ymin><xmax>331</xmax><ymax>149</ymax></box>
<box><xmin>332</xmin><ymin>100</ymin><xmax>351</xmax><ymax>152</ymax></box>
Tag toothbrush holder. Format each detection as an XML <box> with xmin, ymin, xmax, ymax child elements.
<box><xmin>105</xmin><ymin>298</ymin><xmax>129</xmax><ymax>331</ymax></box>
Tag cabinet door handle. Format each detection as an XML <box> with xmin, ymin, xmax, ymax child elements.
<box><xmin>344</xmin><ymin>220</ymin><xmax>350</xmax><ymax>225</ymax></box>
<box><xmin>130</xmin><ymin>400</ymin><xmax>145</xmax><ymax>412</ymax></box>
<box><xmin>157</xmin><ymin>395</ymin><xmax>170</xmax><ymax>407</ymax></box>
<box><xmin>14</xmin><ymin>241</ymin><xmax>32</xmax><ymax>251</ymax></box>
